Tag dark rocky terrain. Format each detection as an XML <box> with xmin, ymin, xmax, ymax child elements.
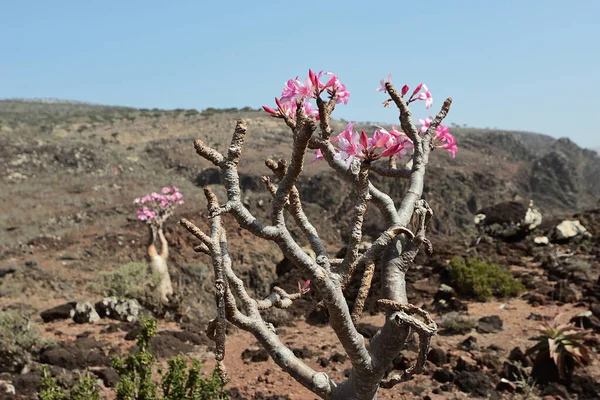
<box><xmin>1</xmin><ymin>100</ymin><xmax>599</xmax><ymax>399</ymax></box>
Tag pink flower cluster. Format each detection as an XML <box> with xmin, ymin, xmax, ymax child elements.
<box><xmin>133</xmin><ymin>186</ymin><xmax>184</xmax><ymax>223</ymax></box>
<box><xmin>376</xmin><ymin>74</ymin><xmax>433</xmax><ymax>109</ymax></box>
<box><xmin>262</xmin><ymin>69</ymin><xmax>350</xmax><ymax>120</ymax></box>
<box><xmin>324</xmin><ymin>122</ymin><xmax>414</xmax><ymax>165</ymax></box>
<box><xmin>418</xmin><ymin>117</ymin><xmax>458</xmax><ymax>158</ymax></box>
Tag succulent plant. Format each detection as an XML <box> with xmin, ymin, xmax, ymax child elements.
<box><xmin>527</xmin><ymin>315</ymin><xmax>594</xmax><ymax>382</ymax></box>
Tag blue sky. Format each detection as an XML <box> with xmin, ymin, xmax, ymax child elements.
<box><xmin>2</xmin><ymin>0</ymin><xmax>599</xmax><ymax>148</ymax></box>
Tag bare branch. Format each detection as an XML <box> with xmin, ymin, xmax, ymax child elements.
<box><xmin>270</xmin><ymin>115</ymin><xmax>316</xmax><ymax>225</ymax></box>
<box><xmin>265</xmin><ymin>159</ymin><xmax>328</xmax><ymax>259</ymax></box>
<box><xmin>385</xmin><ymin>82</ymin><xmax>420</xmax><ymax>143</ymax></box>
<box><xmin>369</xmin><ymin>164</ymin><xmax>411</xmax><ymax>179</ymax></box>
<box><xmin>339</xmin><ymin>162</ymin><xmax>371</xmax><ymax>278</ymax></box>
<box><xmin>351</xmin><ymin>262</ymin><xmax>375</xmax><ymax>325</ymax></box>
<box><xmin>256</xmin><ymin>286</ymin><xmax>306</xmax><ymax>310</ymax></box>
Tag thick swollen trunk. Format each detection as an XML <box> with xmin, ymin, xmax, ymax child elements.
<box><xmin>147</xmin><ymin>226</ymin><xmax>173</xmax><ymax>303</ymax></box>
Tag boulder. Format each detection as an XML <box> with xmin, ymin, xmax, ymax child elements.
<box><xmin>475</xmin><ymin>200</ymin><xmax>542</xmax><ymax>240</ymax></box>
<box><xmin>40</xmin><ymin>302</ymin><xmax>76</xmax><ymax>323</ymax></box>
<box><xmin>71</xmin><ymin>301</ymin><xmax>100</xmax><ymax>324</ymax></box>
<box><xmin>553</xmin><ymin>219</ymin><xmax>591</xmax><ymax>241</ymax></box>
<box><xmin>95</xmin><ymin>297</ymin><xmax>141</xmax><ymax>322</ymax></box>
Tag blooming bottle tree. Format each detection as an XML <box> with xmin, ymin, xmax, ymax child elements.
<box><xmin>134</xmin><ymin>186</ymin><xmax>184</xmax><ymax>303</ymax></box>
<box><xmin>180</xmin><ymin>70</ymin><xmax>456</xmax><ymax>399</ymax></box>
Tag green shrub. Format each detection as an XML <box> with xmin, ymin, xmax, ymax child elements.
<box><xmin>0</xmin><ymin>310</ymin><xmax>47</xmax><ymax>373</ymax></box>
<box><xmin>440</xmin><ymin>313</ymin><xmax>476</xmax><ymax>335</ymax></box>
<box><xmin>112</xmin><ymin>318</ymin><xmax>229</xmax><ymax>400</ymax></box>
<box><xmin>88</xmin><ymin>262</ymin><xmax>161</xmax><ymax>299</ymax></box>
<box><xmin>448</xmin><ymin>257</ymin><xmax>525</xmax><ymax>301</ymax></box>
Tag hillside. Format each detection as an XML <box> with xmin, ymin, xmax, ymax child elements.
<box><xmin>1</xmin><ymin>100</ymin><xmax>599</xmax><ymax>399</ymax></box>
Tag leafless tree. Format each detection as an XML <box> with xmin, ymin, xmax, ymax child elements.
<box><xmin>180</xmin><ymin>81</ymin><xmax>452</xmax><ymax>400</ymax></box>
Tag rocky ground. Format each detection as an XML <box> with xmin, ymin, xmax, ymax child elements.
<box><xmin>1</xmin><ymin>101</ymin><xmax>599</xmax><ymax>399</ymax></box>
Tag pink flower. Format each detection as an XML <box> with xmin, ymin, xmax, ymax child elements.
<box><xmin>417</xmin><ymin>84</ymin><xmax>433</xmax><ymax>109</ymax></box>
<box><xmin>418</xmin><ymin>117</ymin><xmax>433</xmax><ymax>133</ymax></box>
<box><xmin>133</xmin><ymin>197</ymin><xmax>141</xmax><ymax>204</ymax></box>
<box><xmin>262</xmin><ymin>105</ymin><xmax>278</xmax><ymax>116</ymax></box>
<box><xmin>325</xmin><ymin>72</ymin><xmax>350</xmax><ymax>105</ymax></box>
<box><xmin>298</xmin><ymin>280</ymin><xmax>311</xmax><ymax>295</ymax></box>
<box><xmin>332</xmin><ymin>122</ymin><xmax>363</xmax><ymax>165</ymax></box>
<box><xmin>312</xmin><ymin>149</ymin><xmax>324</xmax><ymax>163</ymax></box>
<box><xmin>280</xmin><ymin>76</ymin><xmax>314</xmax><ymax>104</ymax></box>
<box><xmin>376</xmin><ymin>74</ymin><xmax>392</xmax><ymax>93</ymax></box>
<box><xmin>433</xmin><ymin>125</ymin><xmax>457</xmax><ymax>158</ymax></box>
<box><xmin>162</xmin><ymin>187</ymin><xmax>172</xmax><ymax>194</ymax></box>
<box><xmin>401</xmin><ymin>85</ymin><xmax>409</xmax><ymax>97</ymax></box>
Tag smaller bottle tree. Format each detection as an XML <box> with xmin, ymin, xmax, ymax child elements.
<box><xmin>134</xmin><ymin>186</ymin><xmax>184</xmax><ymax>303</ymax></box>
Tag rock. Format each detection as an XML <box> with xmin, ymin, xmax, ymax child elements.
<box><xmin>95</xmin><ymin>297</ymin><xmax>141</xmax><ymax>322</ymax></box>
<box><xmin>434</xmin><ymin>284</ymin><xmax>456</xmax><ymax>302</ymax></box>
<box><xmin>508</xmin><ymin>347</ymin><xmax>531</xmax><ymax>367</ymax></box>
<box><xmin>553</xmin><ymin>219</ymin><xmax>591</xmax><ymax>241</ymax></box>
<box><xmin>92</xmin><ymin>368</ymin><xmax>120</xmax><ymax>388</ymax></box>
<box><xmin>541</xmin><ymin>382</ymin><xmax>570</xmax><ymax>398</ymax></box>
<box><xmin>241</xmin><ymin>348</ymin><xmax>269</xmax><ymax>363</ymax></box>
<box><xmin>454</xmin><ymin>371</ymin><xmax>493</xmax><ymax>396</ymax></box>
<box><xmin>427</xmin><ymin>347</ymin><xmax>447</xmax><ymax>367</ymax></box>
<box><xmin>475</xmin><ymin>200</ymin><xmax>542</xmax><ymax>240</ymax></box>
<box><xmin>317</xmin><ymin>357</ymin><xmax>330</xmax><ymax>367</ymax></box>
<box><xmin>330</xmin><ymin>352</ymin><xmax>346</xmax><ymax>364</ymax></box>
<box><xmin>432</xmin><ymin>368</ymin><xmax>454</xmax><ymax>383</ymax></box>
<box><xmin>476</xmin><ymin>315</ymin><xmax>503</xmax><ymax>334</ymax></box>
<box><xmin>454</xmin><ymin>356</ymin><xmax>479</xmax><ymax>372</ymax></box>
<box><xmin>496</xmin><ymin>378</ymin><xmax>517</xmax><ymax>392</ymax></box>
<box><xmin>40</xmin><ymin>338</ymin><xmax>109</xmax><ymax>370</ymax></box>
<box><xmin>148</xmin><ymin>332</ymin><xmax>195</xmax><ymax>359</ymax></box>
<box><xmin>477</xmin><ymin>352</ymin><xmax>503</xmax><ymax>373</ymax></box>
<box><xmin>0</xmin><ymin>380</ymin><xmax>16</xmax><ymax>395</ymax></box>
<box><xmin>458</xmin><ymin>336</ymin><xmax>479</xmax><ymax>351</ymax></box>
<box><xmin>71</xmin><ymin>301</ymin><xmax>100</xmax><ymax>323</ymax></box>
<box><xmin>291</xmin><ymin>346</ymin><xmax>313</xmax><ymax>360</ymax></box>
<box><xmin>40</xmin><ymin>302</ymin><xmax>76</xmax><ymax>322</ymax></box>
<box><xmin>534</xmin><ymin>236</ymin><xmax>549</xmax><ymax>246</ymax></box>
<box><xmin>0</xmin><ymin>265</ymin><xmax>19</xmax><ymax>278</ymax></box>
<box><xmin>570</xmin><ymin>311</ymin><xmax>600</xmax><ymax>331</ymax></box>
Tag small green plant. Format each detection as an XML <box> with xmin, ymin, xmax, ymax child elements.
<box><xmin>526</xmin><ymin>316</ymin><xmax>594</xmax><ymax>382</ymax></box>
<box><xmin>448</xmin><ymin>257</ymin><xmax>525</xmax><ymax>301</ymax></box>
<box><xmin>39</xmin><ymin>366</ymin><xmax>67</xmax><ymax>400</ymax></box>
<box><xmin>112</xmin><ymin>318</ymin><xmax>229</xmax><ymax>400</ymax></box>
<box><xmin>440</xmin><ymin>313</ymin><xmax>476</xmax><ymax>335</ymax></box>
<box><xmin>88</xmin><ymin>262</ymin><xmax>161</xmax><ymax>299</ymax></box>
<box><xmin>39</xmin><ymin>367</ymin><xmax>100</xmax><ymax>400</ymax></box>
<box><xmin>70</xmin><ymin>372</ymin><xmax>101</xmax><ymax>400</ymax></box>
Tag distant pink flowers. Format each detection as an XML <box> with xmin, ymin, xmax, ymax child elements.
<box><xmin>263</xmin><ymin>69</ymin><xmax>350</xmax><ymax>120</ymax></box>
<box><xmin>133</xmin><ymin>186</ymin><xmax>184</xmax><ymax>224</ymax></box>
